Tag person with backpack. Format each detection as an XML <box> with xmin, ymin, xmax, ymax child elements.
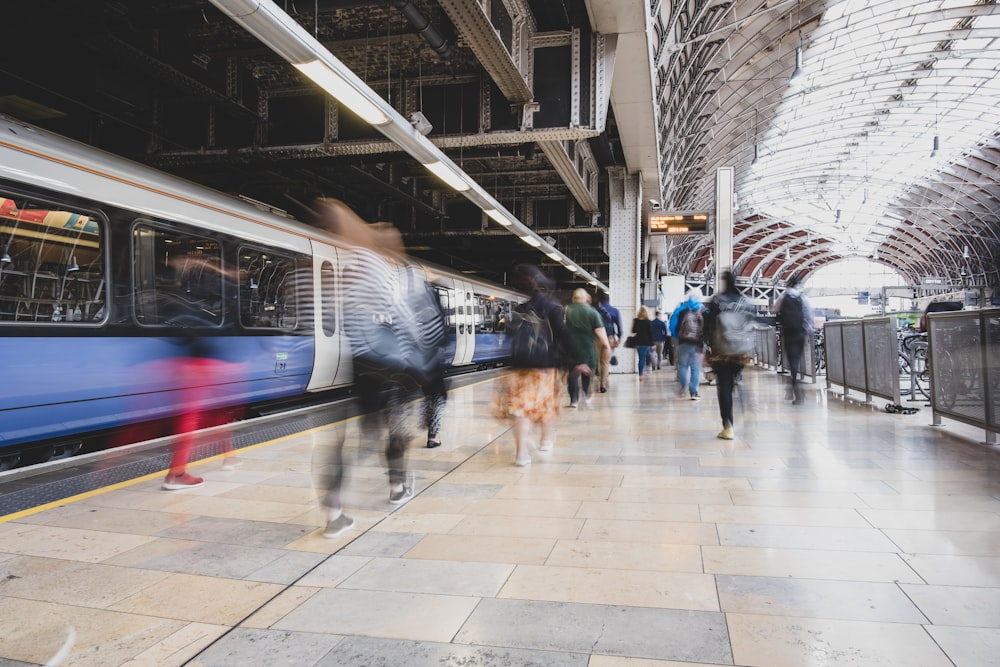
<box><xmin>704</xmin><ymin>270</ymin><xmax>756</xmax><ymax>440</ymax></box>
<box><xmin>669</xmin><ymin>288</ymin><xmax>706</xmax><ymax>399</ymax></box>
<box><xmin>772</xmin><ymin>273</ymin><xmax>814</xmax><ymax>405</ymax></box>
<box><xmin>494</xmin><ymin>264</ymin><xmax>589</xmax><ymax>466</ymax></box>
<box><xmin>596</xmin><ymin>294</ymin><xmax>622</xmax><ymax>393</ymax></box>
<box><xmin>650</xmin><ymin>310</ymin><xmax>669</xmax><ymax>371</ymax></box>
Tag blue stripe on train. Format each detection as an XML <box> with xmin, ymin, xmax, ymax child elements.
<box><xmin>0</xmin><ymin>336</ymin><xmax>313</xmax><ymax>448</ymax></box>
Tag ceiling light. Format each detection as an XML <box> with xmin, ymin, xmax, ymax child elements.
<box><xmin>963</xmin><ymin>245</ymin><xmax>970</xmax><ymax>259</ymax></box>
<box><xmin>484</xmin><ymin>208</ymin><xmax>513</xmax><ymax>226</ymax></box>
<box><xmin>929</xmin><ymin>134</ymin><xmax>939</xmax><ymax>158</ymax></box>
<box><xmin>294</xmin><ymin>60</ymin><xmax>389</xmax><ymax>125</ymax></box>
<box><xmin>546</xmin><ymin>252</ymin><xmax>561</xmax><ymax>261</ymax></box>
<box><xmin>422</xmin><ymin>161</ymin><xmax>470</xmax><ymax>191</ymax></box>
<box><xmin>520</xmin><ymin>235</ymin><xmax>541</xmax><ymax>247</ymax></box>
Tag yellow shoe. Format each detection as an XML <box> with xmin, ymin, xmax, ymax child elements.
<box><xmin>717</xmin><ymin>424</ymin><xmax>734</xmax><ymax>440</ymax></box>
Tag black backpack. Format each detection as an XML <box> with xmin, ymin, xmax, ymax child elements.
<box><xmin>678</xmin><ymin>307</ymin><xmax>704</xmax><ymax>343</ymax></box>
<box><xmin>779</xmin><ymin>292</ymin><xmax>806</xmax><ymax>335</ymax></box>
<box><xmin>509</xmin><ymin>302</ymin><xmax>554</xmax><ymax>368</ymax></box>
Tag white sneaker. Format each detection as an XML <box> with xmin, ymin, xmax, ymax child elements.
<box><xmin>538</xmin><ymin>439</ymin><xmax>554</xmax><ymax>452</ymax></box>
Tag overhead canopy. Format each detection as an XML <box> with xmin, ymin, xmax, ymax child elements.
<box><xmin>646</xmin><ymin>0</ymin><xmax>1000</xmax><ymax>288</ymax></box>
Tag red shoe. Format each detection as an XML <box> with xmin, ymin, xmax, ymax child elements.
<box><xmin>162</xmin><ymin>472</ymin><xmax>205</xmax><ymax>490</ymax></box>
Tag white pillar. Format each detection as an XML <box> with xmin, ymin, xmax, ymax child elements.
<box><xmin>715</xmin><ymin>166</ymin><xmax>735</xmax><ymax>290</ymax></box>
<box><xmin>607</xmin><ymin>166</ymin><xmax>641</xmax><ymax>373</ymax></box>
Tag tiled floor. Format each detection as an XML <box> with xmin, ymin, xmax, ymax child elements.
<box><xmin>2</xmin><ymin>366</ymin><xmax>1000</xmax><ymax>666</ymax></box>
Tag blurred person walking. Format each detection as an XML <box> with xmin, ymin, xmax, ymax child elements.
<box><xmin>650</xmin><ymin>310</ymin><xmax>668</xmax><ymax>371</ymax></box>
<box><xmin>628</xmin><ymin>306</ymin><xmax>654</xmax><ymax>381</ymax></box>
<box><xmin>772</xmin><ymin>273</ymin><xmax>814</xmax><ymax>405</ymax></box>
<box><xmin>595</xmin><ymin>294</ymin><xmax>622</xmax><ymax>393</ymax></box>
<box><xmin>565</xmin><ymin>288</ymin><xmax>612</xmax><ymax>407</ymax></box>
<box><xmin>313</xmin><ymin>199</ymin><xmax>438</xmax><ymax>537</ymax></box>
<box><xmin>704</xmin><ymin>270</ymin><xmax>756</xmax><ymax>440</ymax></box>
<box><xmin>669</xmin><ymin>288</ymin><xmax>706</xmax><ymax>400</ymax></box>
<box><xmin>494</xmin><ymin>264</ymin><xmax>588</xmax><ymax>466</ymax></box>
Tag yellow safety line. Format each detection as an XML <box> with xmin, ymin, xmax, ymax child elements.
<box><xmin>0</xmin><ymin>375</ymin><xmax>500</xmax><ymax>524</ymax></box>
<box><xmin>0</xmin><ymin>418</ymin><xmax>356</xmax><ymax>524</ymax></box>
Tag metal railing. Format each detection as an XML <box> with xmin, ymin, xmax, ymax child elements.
<box><xmin>825</xmin><ymin>317</ymin><xmax>901</xmax><ymax>405</ymax></box>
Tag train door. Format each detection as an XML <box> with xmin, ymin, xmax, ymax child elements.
<box><xmin>306</xmin><ymin>242</ymin><xmax>350</xmax><ymax>390</ymax></box>
<box><xmin>453</xmin><ymin>280</ymin><xmax>477</xmax><ymax>364</ymax></box>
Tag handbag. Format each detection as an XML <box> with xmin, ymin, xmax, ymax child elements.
<box><xmin>609</xmin><ymin>353</ymin><xmax>618</xmax><ymax>366</ymax></box>
<box><xmin>624</xmin><ymin>335</ymin><xmax>637</xmax><ymax>349</ymax></box>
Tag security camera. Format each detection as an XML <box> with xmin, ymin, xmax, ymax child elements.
<box><xmin>649</xmin><ymin>200</ymin><xmax>661</xmax><ymax>210</ymax></box>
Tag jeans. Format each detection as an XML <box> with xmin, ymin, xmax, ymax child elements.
<box><xmin>676</xmin><ymin>342</ymin><xmax>702</xmax><ymax>397</ymax></box>
<box><xmin>636</xmin><ymin>345</ymin><xmax>651</xmax><ymax>376</ymax></box>
<box><xmin>783</xmin><ymin>335</ymin><xmax>806</xmax><ymax>402</ymax></box>
<box><xmin>712</xmin><ymin>361</ymin><xmax>743</xmax><ymax>427</ymax></box>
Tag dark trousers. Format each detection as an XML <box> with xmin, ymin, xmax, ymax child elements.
<box><xmin>784</xmin><ymin>335</ymin><xmax>806</xmax><ymax>401</ymax></box>
<box><xmin>712</xmin><ymin>361</ymin><xmax>743</xmax><ymax>426</ymax></box>
<box><xmin>568</xmin><ymin>367</ymin><xmax>593</xmax><ymax>404</ymax></box>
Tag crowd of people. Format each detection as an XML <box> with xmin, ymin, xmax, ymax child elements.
<box><xmin>151</xmin><ymin>197</ymin><xmax>815</xmax><ymax>541</ymax></box>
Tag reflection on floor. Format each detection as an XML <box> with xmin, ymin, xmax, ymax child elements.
<box><xmin>1</xmin><ymin>366</ymin><xmax>999</xmax><ymax>666</ymax></box>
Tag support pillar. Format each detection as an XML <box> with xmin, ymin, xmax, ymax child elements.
<box><xmin>715</xmin><ymin>166</ymin><xmax>735</xmax><ymax>290</ymax></box>
<box><xmin>607</xmin><ymin>166</ymin><xmax>641</xmax><ymax>374</ymax></box>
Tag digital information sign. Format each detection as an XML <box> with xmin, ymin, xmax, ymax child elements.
<box><xmin>648</xmin><ymin>212</ymin><xmax>710</xmax><ymax>234</ymax></box>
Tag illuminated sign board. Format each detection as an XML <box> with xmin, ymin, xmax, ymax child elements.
<box><xmin>649</xmin><ymin>212</ymin><xmax>710</xmax><ymax>235</ymax></box>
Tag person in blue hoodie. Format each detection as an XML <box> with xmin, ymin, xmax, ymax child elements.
<box><xmin>669</xmin><ymin>288</ymin><xmax>706</xmax><ymax>400</ymax></box>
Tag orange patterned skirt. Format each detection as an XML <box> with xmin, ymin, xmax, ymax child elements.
<box><xmin>493</xmin><ymin>368</ymin><xmax>564</xmax><ymax>424</ymax></box>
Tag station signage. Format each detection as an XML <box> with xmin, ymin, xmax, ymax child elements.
<box><xmin>649</xmin><ymin>212</ymin><xmax>710</xmax><ymax>235</ymax></box>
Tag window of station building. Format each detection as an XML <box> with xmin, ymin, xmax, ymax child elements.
<box><xmin>133</xmin><ymin>224</ymin><xmax>222</xmax><ymax>327</ymax></box>
<box><xmin>238</xmin><ymin>247</ymin><xmax>298</xmax><ymax>329</ymax></box>
<box><xmin>0</xmin><ymin>194</ymin><xmax>107</xmax><ymax>324</ymax></box>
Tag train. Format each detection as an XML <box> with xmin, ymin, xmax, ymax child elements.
<box><xmin>0</xmin><ymin>114</ymin><xmax>524</xmax><ymax>469</ymax></box>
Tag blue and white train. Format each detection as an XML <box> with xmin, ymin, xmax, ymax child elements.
<box><xmin>0</xmin><ymin>115</ymin><xmax>523</xmax><ymax>468</ymax></box>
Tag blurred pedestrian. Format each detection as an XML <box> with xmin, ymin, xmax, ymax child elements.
<box><xmin>565</xmin><ymin>288</ymin><xmax>611</xmax><ymax>407</ymax></box>
<box><xmin>772</xmin><ymin>273</ymin><xmax>814</xmax><ymax>405</ymax></box>
<box><xmin>669</xmin><ymin>288</ymin><xmax>706</xmax><ymax>400</ymax></box>
<box><xmin>494</xmin><ymin>264</ymin><xmax>588</xmax><ymax>465</ymax></box>
<box><xmin>628</xmin><ymin>306</ymin><xmax>654</xmax><ymax>381</ymax></box>
<box><xmin>417</xmin><ymin>272</ymin><xmax>449</xmax><ymax>448</ymax></box>
<box><xmin>312</xmin><ymin>199</ymin><xmax>432</xmax><ymax>537</ymax></box>
<box><xmin>595</xmin><ymin>294</ymin><xmax>622</xmax><ymax>393</ymax></box>
<box><xmin>650</xmin><ymin>309</ymin><xmax>668</xmax><ymax>370</ymax></box>
<box><xmin>704</xmin><ymin>270</ymin><xmax>755</xmax><ymax>440</ymax></box>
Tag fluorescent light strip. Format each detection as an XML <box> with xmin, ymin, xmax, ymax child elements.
<box><xmin>294</xmin><ymin>60</ymin><xmax>389</xmax><ymax>125</ymax></box>
<box><xmin>484</xmin><ymin>208</ymin><xmax>513</xmax><ymax>226</ymax></box>
<box><xmin>520</xmin><ymin>235</ymin><xmax>541</xmax><ymax>247</ymax></box>
<box><xmin>423</xmin><ymin>161</ymin><xmax>471</xmax><ymax>192</ymax></box>
<box><xmin>546</xmin><ymin>251</ymin><xmax>561</xmax><ymax>261</ymax></box>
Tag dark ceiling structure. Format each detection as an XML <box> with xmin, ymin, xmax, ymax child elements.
<box><xmin>3</xmin><ymin>0</ymin><xmax>999</xmax><ymax>296</ymax></box>
<box><xmin>2</xmin><ymin>0</ymin><xmax>616</xmax><ymax>290</ymax></box>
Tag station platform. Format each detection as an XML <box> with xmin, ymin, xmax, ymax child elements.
<box><xmin>1</xmin><ymin>366</ymin><xmax>999</xmax><ymax>666</ymax></box>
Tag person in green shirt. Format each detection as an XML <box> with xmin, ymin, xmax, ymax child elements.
<box><xmin>565</xmin><ymin>288</ymin><xmax>612</xmax><ymax>407</ymax></box>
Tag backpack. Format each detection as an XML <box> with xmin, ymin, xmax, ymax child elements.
<box><xmin>678</xmin><ymin>307</ymin><xmax>704</xmax><ymax>343</ymax></box>
<box><xmin>711</xmin><ymin>297</ymin><xmax>754</xmax><ymax>356</ymax></box>
<box><xmin>509</xmin><ymin>302</ymin><xmax>554</xmax><ymax>368</ymax></box>
<box><xmin>598</xmin><ymin>304</ymin><xmax>615</xmax><ymax>336</ymax></box>
<box><xmin>778</xmin><ymin>292</ymin><xmax>807</xmax><ymax>335</ymax></box>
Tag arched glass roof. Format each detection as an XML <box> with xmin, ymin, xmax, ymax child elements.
<box><xmin>653</xmin><ymin>0</ymin><xmax>1000</xmax><ymax>289</ymax></box>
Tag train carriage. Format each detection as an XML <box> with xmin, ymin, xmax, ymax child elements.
<box><xmin>0</xmin><ymin>115</ymin><xmax>523</xmax><ymax>468</ymax></box>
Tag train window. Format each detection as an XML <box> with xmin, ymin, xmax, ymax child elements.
<box><xmin>320</xmin><ymin>260</ymin><xmax>336</xmax><ymax>336</ymax></box>
<box><xmin>436</xmin><ymin>286</ymin><xmax>456</xmax><ymax>333</ymax></box>
<box><xmin>238</xmin><ymin>246</ymin><xmax>298</xmax><ymax>329</ymax></box>
<box><xmin>474</xmin><ymin>295</ymin><xmax>494</xmax><ymax>333</ymax></box>
<box><xmin>495</xmin><ymin>299</ymin><xmax>512</xmax><ymax>332</ymax></box>
<box><xmin>134</xmin><ymin>224</ymin><xmax>223</xmax><ymax>326</ymax></box>
<box><xmin>0</xmin><ymin>194</ymin><xmax>106</xmax><ymax>324</ymax></box>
